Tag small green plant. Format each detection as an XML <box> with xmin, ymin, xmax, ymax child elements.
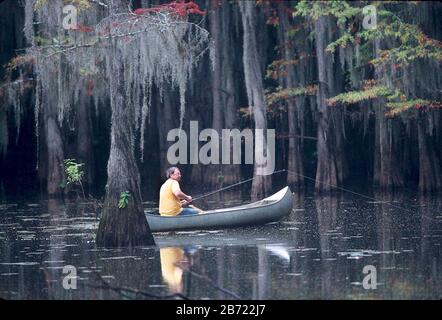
<box><xmin>118</xmin><ymin>191</ymin><xmax>131</xmax><ymax>209</ymax></box>
<box><xmin>63</xmin><ymin>158</ymin><xmax>85</xmax><ymax>199</ymax></box>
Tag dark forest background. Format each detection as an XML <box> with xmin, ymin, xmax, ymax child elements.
<box><xmin>0</xmin><ymin>0</ymin><xmax>441</xmax><ymax>203</ymax></box>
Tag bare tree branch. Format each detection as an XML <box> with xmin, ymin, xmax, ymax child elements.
<box><xmin>86</xmin><ymin>270</ymin><xmax>189</xmax><ymax>300</ymax></box>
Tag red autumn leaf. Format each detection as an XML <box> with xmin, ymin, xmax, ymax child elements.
<box><xmin>187</xmin><ymin>8</ymin><xmax>206</xmax><ymax>15</ymax></box>
<box><xmin>133</xmin><ymin>1</ymin><xmax>206</xmax><ymax>18</ymax></box>
<box><xmin>72</xmin><ymin>24</ymin><xmax>93</xmax><ymax>33</ymax></box>
<box><xmin>133</xmin><ymin>8</ymin><xmax>148</xmax><ymax>15</ymax></box>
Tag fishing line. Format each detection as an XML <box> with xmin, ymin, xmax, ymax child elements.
<box><xmin>284</xmin><ymin>169</ymin><xmax>440</xmax><ymax>223</ymax></box>
<box><xmin>284</xmin><ymin>169</ymin><xmax>413</xmax><ymax>211</ymax></box>
<box><xmin>193</xmin><ymin>168</ymin><xmax>439</xmax><ymax>223</ymax></box>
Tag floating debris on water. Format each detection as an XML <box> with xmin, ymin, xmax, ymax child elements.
<box><xmin>1</xmin><ymin>193</ymin><xmax>441</xmax><ymax>299</ymax></box>
<box><xmin>100</xmin><ymin>256</ymin><xmax>142</xmax><ymax>261</ymax></box>
<box><xmin>1</xmin><ymin>273</ymin><xmax>19</xmax><ymax>276</ymax></box>
<box><xmin>0</xmin><ymin>262</ymin><xmax>40</xmax><ymax>266</ymax></box>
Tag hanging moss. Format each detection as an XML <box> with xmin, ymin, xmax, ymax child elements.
<box><xmin>23</xmin><ymin>0</ymin><xmax>211</xmax><ymax>160</ymax></box>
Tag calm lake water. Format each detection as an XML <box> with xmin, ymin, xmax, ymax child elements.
<box><xmin>1</xmin><ymin>191</ymin><xmax>441</xmax><ymax>300</ymax></box>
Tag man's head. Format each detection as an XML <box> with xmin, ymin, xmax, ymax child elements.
<box><xmin>166</xmin><ymin>166</ymin><xmax>181</xmax><ymax>181</ymax></box>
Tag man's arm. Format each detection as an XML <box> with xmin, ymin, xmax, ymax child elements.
<box><xmin>171</xmin><ymin>180</ymin><xmax>192</xmax><ymax>203</ymax></box>
<box><xmin>173</xmin><ymin>189</ymin><xmax>192</xmax><ymax>202</ymax></box>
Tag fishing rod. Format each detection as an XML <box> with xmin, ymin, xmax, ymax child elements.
<box><xmin>191</xmin><ymin>169</ymin><xmax>287</xmax><ymax>201</ymax></box>
<box><xmin>193</xmin><ymin>168</ymin><xmax>368</xmax><ymax>202</ymax></box>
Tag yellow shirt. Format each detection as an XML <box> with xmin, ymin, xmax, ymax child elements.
<box><xmin>159</xmin><ymin>179</ymin><xmax>183</xmax><ymax>216</ymax></box>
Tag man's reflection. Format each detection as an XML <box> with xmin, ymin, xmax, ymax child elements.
<box><xmin>160</xmin><ymin>247</ymin><xmax>187</xmax><ymax>294</ymax></box>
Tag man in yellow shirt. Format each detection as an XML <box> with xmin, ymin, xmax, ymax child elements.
<box><xmin>159</xmin><ymin>167</ymin><xmax>199</xmax><ymax>216</ymax></box>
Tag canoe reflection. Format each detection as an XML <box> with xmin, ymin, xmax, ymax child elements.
<box><xmin>154</xmin><ymin>226</ymin><xmax>294</xmax><ymax>248</ymax></box>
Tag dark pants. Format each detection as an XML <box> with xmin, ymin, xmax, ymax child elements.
<box><xmin>179</xmin><ymin>207</ymin><xmax>199</xmax><ymax>216</ymax></box>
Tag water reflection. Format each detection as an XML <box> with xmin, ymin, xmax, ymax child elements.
<box><xmin>0</xmin><ymin>191</ymin><xmax>441</xmax><ymax>299</ymax></box>
<box><xmin>160</xmin><ymin>247</ymin><xmax>186</xmax><ymax>294</ymax></box>
<box><xmin>315</xmin><ymin>195</ymin><xmax>340</xmax><ymax>299</ymax></box>
<box><xmin>45</xmin><ymin>199</ymin><xmax>67</xmax><ymax>299</ymax></box>
<box><xmin>418</xmin><ymin>194</ymin><xmax>442</xmax><ymax>298</ymax></box>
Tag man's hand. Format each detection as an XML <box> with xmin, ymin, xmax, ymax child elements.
<box><xmin>180</xmin><ymin>199</ymin><xmax>189</xmax><ymax>207</ymax></box>
<box><xmin>180</xmin><ymin>196</ymin><xmax>192</xmax><ymax>207</ymax></box>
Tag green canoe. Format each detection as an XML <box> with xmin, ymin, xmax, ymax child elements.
<box><xmin>145</xmin><ymin>186</ymin><xmax>293</xmax><ymax>232</ymax></box>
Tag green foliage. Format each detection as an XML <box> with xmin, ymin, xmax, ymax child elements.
<box><xmin>63</xmin><ymin>158</ymin><xmax>86</xmax><ymax>199</ymax></box>
<box><xmin>293</xmin><ymin>1</ymin><xmax>361</xmax><ymax>22</ymax></box>
<box><xmin>34</xmin><ymin>0</ymin><xmax>91</xmax><ymax>11</ymax></box>
<box><xmin>326</xmin><ymin>33</ymin><xmax>356</xmax><ymax>53</ymax></box>
<box><xmin>326</xmin><ymin>84</ymin><xmax>398</xmax><ymax>106</ymax></box>
<box><xmin>294</xmin><ymin>1</ymin><xmax>442</xmax><ymax>67</ymax></box>
<box><xmin>385</xmin><ymin>100</ymin><xmax>442</xmax><ymax>117</ymax></box>
<box><xmin>369</xmin><ymin>17</ymin><xmax>442</xmax><ymax>66</ymax></box>
<box><xmin>60</xmin><ymin>159</ymin><xmax>86</xmax><ymax>199</ymax></box>
<box><xmin>285</xmin><ymin>22</ymin><xmax>311</xmax><ymax>38</ymax></box>
<box><xmin>241</xmin><ymin>85</ymin><xmax>317</xmax><ymax>118</ymax></box>
<box><xmin>34</xmin><ymin>0</ymin><xmax>48</xmax><ymax>10</ymax></box>
<box><xmin>266</xmin><ymin>85</ymin><xmax>318</xmax><ymax>107</ymax></box>
<box><xmin>63</xmin><ymin>158</ymin><xmax>85</xmax><ymax>185</ymax></box>
<box><xmin>266</xmin><ymin>59</ymin><xmax>300</xmax><ymax>80</ymax></box>
<box><xmin>326</xmin><ymin>82</ymin><xmax>442</xmax><ymax>117</ymax></box>
<box><xmin>290</xmin><ymin>0</ymin><xmax>442</xmax><ymax>119</ymax></box>
<box><xmin>34</xmin><ymin>34</ymin><xmax>79</xmax><ymax>48</ymax></box>
<box><xmin>118</xmin><ymin>191</ymin><xmax>131</xmax><ymax>209</ymax></box>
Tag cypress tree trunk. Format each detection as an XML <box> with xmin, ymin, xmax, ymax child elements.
<box><xmin>410</xmin><ymin>3</ymin><xmax>442</xmax><ymax>192</ymax></box>
<box><xmin>187</xmin><ymin>39</ymin><xmax>208</xmax><ymax>189</ymax></box>
<box><xmin>45</xmin><ymin>116</ymin><xmax>65</xmax><ymax>196</ymax></box>
<box><xmin>314</xmin><ymin>15</ymin><xmax>346</xmax><ymax>192</ymax></box>
<box><xmin>417</xmin><ymin>115</ymin><xmax>442</xmax><ymax>192</ymax></box>
<box><xmin>31</xmin><ymin>2</ymin><xmax>67</xmax><ymax>197</ymax></box>
<box><xmin>220</xmin><ymin>1</ymin><xmax>241</xmax><ymax>186</ymax></box>
<box><xmin>44</xmin><ymin>55</ymin><xmax>66</xmax><ymax>197</ymax></box>
<box><xmin>239</xmin><ymin>1</ymin><xmax>272</xmax><ymax>200</ymax></box>
<box><xmin>373</xmin><ymin>39</ymin><xmax>405</xmax><ymax>189</ymax></box>
<box><xmin>204</xmin><ymin>1</ymin><xmax>241</xmax><ymax>188</ymax></box>
<box><xmin>286</xmin><ymin>99</ymin><xmax>304</xmax><ymax>186</ymax></box>
<box><xmin>277</xmin><ymin>2</ymin><xmax>304</xmax><ymax>187</ymax></box>
<box><xmin>96</xmin><ymin>0</ymin><xmax>155</xmax><ymax>247</ymax></box>
<box><xmin>76</xmin><ymin>85</ymin><xmax>95</xmax><ymax>195</ymax></box>
<box><xmin>156</xmin><ymin>83</ymin><xmax>177</xmax><ymax>177</ymax></box>
<box><xmin>373</xmin><ymin>102</ymin><xmax>404</xmax><ymax>189</ymax></box>
<box><xmin>205</xmin><ymin>1</ymin><xmax>225</xmax><ymax>189</ymax></box>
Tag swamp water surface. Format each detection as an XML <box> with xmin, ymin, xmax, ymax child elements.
<box><xmin>0</xmin><ymin>192</ymin><xmax>441</xmax><ymax>299</ymax></box>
